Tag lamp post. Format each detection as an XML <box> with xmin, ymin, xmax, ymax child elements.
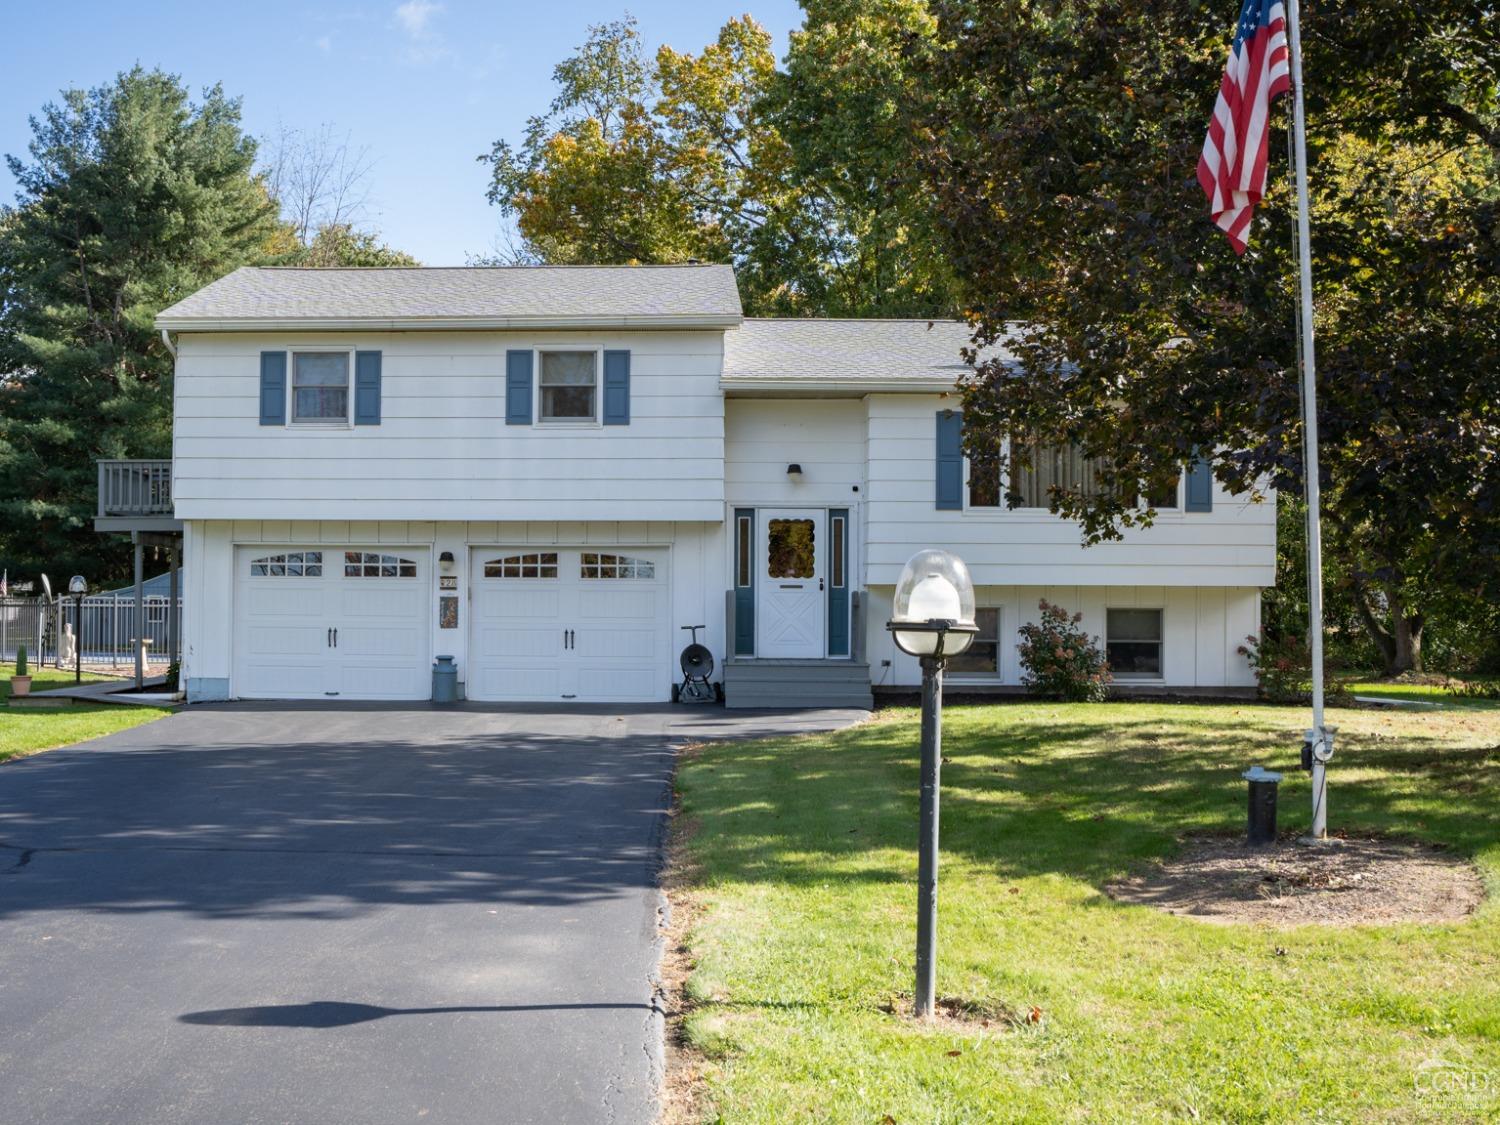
<box><xmin>886</xmin><ymin>549</ymin><xmax>977</xmax><ymax>1019</ymax></box>
<box><xmin>68</xmin><ymin>575</ymin><xmax>88</xmax><ymax>684</ymax></box>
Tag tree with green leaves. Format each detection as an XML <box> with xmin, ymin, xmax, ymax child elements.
<box><xmin>480</xmin><ymin>10</ymin><xmax>959</xmax><ymax>316</ymax></box>
<box><xmin>286</xmin><ymin>223</ymin><xmax>420</xmax><ymax>267</ymax></box>
<box><xmin>911</xmin><ymin>0</ymin><xmax>1500</xmax><ymax>675</ymax></box>
<box><xmin>481</xmin><ymin>17</ymin><xmax>718</xmax><ymax>266</ymax></box>
<box><xmin>0</xmin><ymin>67</ymin><xmax>281</xmax><ymax>581</ymax></box>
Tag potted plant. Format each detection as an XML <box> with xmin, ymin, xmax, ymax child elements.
<box><xmin>11</xmin><ymin>644</ymin><xmax>32</xmax><ymax>697</ymax></box>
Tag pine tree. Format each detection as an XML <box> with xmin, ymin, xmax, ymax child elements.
<box><xmin>0</xmin><ymin>68</ymin><xmax>281</xmax><ymax>581</ymax></box>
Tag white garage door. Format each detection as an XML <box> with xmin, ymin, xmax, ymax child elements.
<box><xmin>469</xmin><ymin>547</ymin><xmax>670</xmax><ymax>703</ymax></box>
<box><xmin>234</xmin><ymin>547</ymin><xmax>430</xmax><ymax>700</ymax></box>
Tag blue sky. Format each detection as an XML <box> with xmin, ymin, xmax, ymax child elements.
<box><xmin>1</xmin><ymin>1</ymin><xmax>806</xmax><ymax>265</ymax></box>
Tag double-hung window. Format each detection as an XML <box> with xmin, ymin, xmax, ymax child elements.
<box><xmin>292</xmin><ymin>351</ymin><xmax>351</xmax><ymax>423</ymax></box>
<box><xmin>538</xmin><ymin>350</ymin><xmax>598</xmax><ymax>422</ymax></box>
<box><xmin>948</xmin><ymin>607</ymin><xmax>1002</xmax><ymax>679</ymax></box>
<box><xmin>1106</xmin><ymin>608</ymin><xmax>1164</xmax><ymax>679</ymax></box>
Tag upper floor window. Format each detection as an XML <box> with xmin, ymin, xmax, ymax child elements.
<box><xmin>968</xmin><ymin>438</ymin><xmax>1003</xmax><ymax>508</ymax></box>
<box><xmin>539</xmin><ymin>351</ymin><xmax>597</xmax><ymax>422</ymax></box>
<box><xmin>293</xmin><ymin>352</ymin><xmax>350</xmax><ymax>423</ymax></box>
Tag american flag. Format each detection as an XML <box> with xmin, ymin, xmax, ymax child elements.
<box><xmin>1197</xmin><ymin>0</ymin><xmax>1291</xmax><ymax>253</ymax></box>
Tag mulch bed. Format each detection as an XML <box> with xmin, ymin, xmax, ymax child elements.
<box><xmin>1106</xmin><ymin>835</ymin><xmax>1485</xmax><ymax>927</ymax></box>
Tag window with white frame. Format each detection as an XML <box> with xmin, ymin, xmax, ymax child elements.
<box><xmin>292</xmin><ymin>352</ymin><xmax>350</xmax><ymax>423</ymax></box>
<box><xmin>1106</xmin><ymin>608</ymin><xmax>1163</xmax><ymax>678</ymax></box>
<box><xmin>968</xmin><ymin>439</ymin><xmax>1003</xmax><ymax>508</ymax></box>
<box><xmin>538</xmin><ymin>351</ymin><xmax>597</xmax><ymax>421</ymax></box>
<box><xmin>948</xmin><ymin>608</ymin><xmax>1001</xmax><ymax>678</ymax></box>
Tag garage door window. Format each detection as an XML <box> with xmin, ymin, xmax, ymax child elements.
<box><xmin>344</xmin><ymin>551</ymin><xmax>418</xmax><ymax>578</ymax></box>
<box><xmin>482</xmin><ymin>553</ymin><xmax>559</xmax><ymax>578</ymax></box>
<box><xmin>580</xmin><ymin>552</ymin><xmax>655</xmax><ymax>579</ymax></box>
<box><xmin>249</xmin><ymin>551</ymin><xmax>323</xmax><ymax>577</ymax></box>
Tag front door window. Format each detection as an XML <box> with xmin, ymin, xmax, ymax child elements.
<box><xmin>766</xmin><ymin>519</ymin><xmax>815</xmax><ymax>578</ymax></box>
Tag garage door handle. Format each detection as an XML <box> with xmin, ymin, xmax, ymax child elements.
<box><xmin>332</xmin><ymin>628</ymin><xmax>338</xmax><ymax>648</ymax></box>
<box><xmin>327</xmin><ymin>627</ymin><xmax>333</xmax><ymax>648</ymax></box>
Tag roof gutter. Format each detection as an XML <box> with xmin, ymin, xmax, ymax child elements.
<box><xmin>155</xmin><ymin>313</ymin><xmax>743</xmax><ymax>332</ymax></box>
<box><xmin>720</xmin><ymin>376</ymin><xmax>961</xmax><ymax>395</ymax></box>
<box><xmin>159</xmin><ymin>329</ymin><xmax>177</xmax><ymax>359</ymax></box>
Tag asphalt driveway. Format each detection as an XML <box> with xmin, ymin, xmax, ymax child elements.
<box><xmin>0</xmin><ymin>702</ymin><xmax>864</xmax><ymax>1125</ymax></box>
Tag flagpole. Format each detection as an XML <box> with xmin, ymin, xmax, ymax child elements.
<box><xmin>1284</xmin><ymin>0</ymin><xmax>1332</xmax><ymax>838</ymax></box>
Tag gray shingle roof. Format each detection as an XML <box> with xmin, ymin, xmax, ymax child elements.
<box><xmin>157</xmin><ymin>264</ymin><xmax>743</xmax><ymax>329</ymax></box>
<box><xmin>723</xmin><ymin>318</ymin><xmax>1006</xmax><ymax>384</ymax></box>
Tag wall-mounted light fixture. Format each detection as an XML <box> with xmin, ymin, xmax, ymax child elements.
<box><xmin>439</xmin><ymin>551</ymin><xmax>455</xmax><ymax>573</ymax></box>
<box><xmin>786</xmin><ymin>463</ymin><xmax>804</xmax><ymax>481</ymax></box>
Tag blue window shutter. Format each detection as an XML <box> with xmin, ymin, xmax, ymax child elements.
<box><xmin>1185</xmin><ymin>455</ymin><xmax>1214</xmax><ymax>512</ymax></box>
<box><xmin>936</xmin><ymin>411</ymin><xmax>964</xmax><ymax>510</ymax></box>
<box><xmin>505</xmin><ymin>350</ymin><xmax>533</xmax><ymax>425</ymax></box>
<box><xmin>259</xmin><ymin>351</ymin><xmax>286</xmax><ymax>425</ymax></box>
<box><xmin>354</xmin><ymin>350</ymin><xmax>382</xmax><ymax>425</ymax></box>
<box><xmin>602</xmin><ymin>349</ymin><xmax>631</xmax><ymax>425</ymax></box>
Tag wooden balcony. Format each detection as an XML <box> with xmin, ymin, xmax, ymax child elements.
<box><xmin>96</xmin><ymin>459</ymin><xmax>182</xmax><ymax>533</ymax></box>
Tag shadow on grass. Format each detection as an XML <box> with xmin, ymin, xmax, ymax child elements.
<box><xmin>680</xmin><ymin>706</ymin><xmax>1500</xmax><ymax>889</ymax></box>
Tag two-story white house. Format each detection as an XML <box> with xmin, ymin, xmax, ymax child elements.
<box><xmin>99</xmin><ymin>263</ymin><xmax>1269</xmax><ymax>707</ymax></box>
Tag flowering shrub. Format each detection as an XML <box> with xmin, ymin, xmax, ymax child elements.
<box><xmin>1016</xmin><ymin>600</ymin><xmax>1111</xmax><ymax>701</ymax></box>
<box><xmin>1238</xmin><ymin>630</ymin><xmax>1310</xmax><ymax>702</ymax></box>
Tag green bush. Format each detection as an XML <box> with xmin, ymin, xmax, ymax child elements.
<box><xmin>1016</xmin><ymin>599</ymin><xmax>1111</xmax><ymax>701</ymax></box>
<box><xmin>15</xmin><ymin>644</ymin><xmax>27</xmax><ymax>677</ymax></box>
<box><xmin>1238</xmin><ymin>630</ymin><xmax>1311</xmax><ymax>702</ymax></box>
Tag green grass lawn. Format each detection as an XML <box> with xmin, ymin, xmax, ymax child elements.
<box><xmin>2</xmin><ymin>671</ymin><xmax>169</xmax><ymax>763</ymax></box>
<box><xmin>672</xmin><ymin>702</ymin><xmax>1500</xmax><ymax>1123</ymax></box>
<box><xmin>1343</xmin><ymin>678</ymin><xmax>1500</xmax><ymax>711</ymax></box>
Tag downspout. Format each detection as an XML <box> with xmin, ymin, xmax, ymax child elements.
<box><xmin>160</xmin><ymin>329</ymin><xmax>177</xmax><ymax>359</ymax></box>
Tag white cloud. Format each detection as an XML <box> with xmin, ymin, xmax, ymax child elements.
<box><xmin>394</xmin><ymin>0</ymin><xmax>442</xmax><ymax>39</ymax></box>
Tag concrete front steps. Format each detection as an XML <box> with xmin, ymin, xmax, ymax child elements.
<box><xmin>723</xmin><ymin>659</ymin><xmax>874</xmax><ymax>710</ymax></box>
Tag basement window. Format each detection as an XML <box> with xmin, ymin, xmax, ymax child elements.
<box><xmin>1107</xmin><ymin>608</ymin><xmax>1164</xmax><ymax>679</ymax></box>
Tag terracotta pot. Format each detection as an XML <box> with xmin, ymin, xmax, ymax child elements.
<box><xmin>10</xmin><ymin>675</ymin><xmax>32</xmax><ymax>698</ymax></box>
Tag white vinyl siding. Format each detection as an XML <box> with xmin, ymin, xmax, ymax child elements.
<box><xmin>864</xmin><ymin>584</ymin><xmax>1259</xmax><ymax>690</ymax></box>
<box><xmin>172</xmin><ymin>331</ymin><xmax>725</xmax><ymax>522</ymax></box>
<box><xmin>863</xmin><ymin>394</ymin><xmax>1275</xmax><ymax>588</ymax></box>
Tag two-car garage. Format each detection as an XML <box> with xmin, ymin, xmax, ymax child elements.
<box><xmin>230</xmin><ymin>544</ymin><xmax>672</xmax><ymax>702</ymax></box>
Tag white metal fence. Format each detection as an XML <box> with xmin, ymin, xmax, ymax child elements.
<box><xmin>0</xmin><ymin>596</ymin><xmax>181</xmax><ymax>669</ymax></box>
